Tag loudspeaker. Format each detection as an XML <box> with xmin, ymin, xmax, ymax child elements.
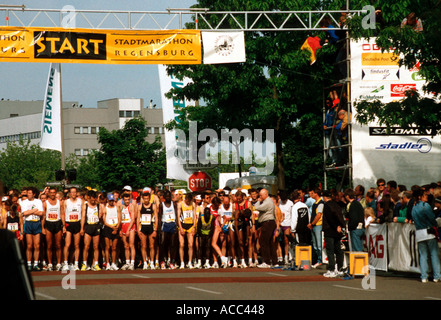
<box><xmin>67</xmin><ymin>169</ymin><xmax>77</xmax><ymax>182</ymax></box>
<box><xmin>55</xmin><ymin>169</ymin><xmax>65</xmax><ymax>181</ymax></box>
<box><xmin>0</xmin><ymin>230</ymin><xmax>35</xmax><ymax>300</ymax></box>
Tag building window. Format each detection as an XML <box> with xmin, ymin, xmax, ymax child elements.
<box><xmin>119</xmin><ymin>111</ymin><xmax>125</xmax><ymax>117</ymax></box>
<box><xmin>74</xmin><ymin>127</ymin><xmax>80</xmax><ymax>134</ymax></box>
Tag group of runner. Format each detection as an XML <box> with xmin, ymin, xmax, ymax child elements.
<box><xmin>1</xmin><ymin>185</ymin><xmax>311</xmax><ymax>272</ymax></box>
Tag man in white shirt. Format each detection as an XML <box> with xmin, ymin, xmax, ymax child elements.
<box><xmin>22</xmin><ymin>186</ymin><xmax>44</xmax><ymax>271</ymax></box>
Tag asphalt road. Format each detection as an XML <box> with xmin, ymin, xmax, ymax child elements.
<box><xmin>31</xmin><ymin>264</ymin><xmax>441</xmax><ymax>302</ymax></box>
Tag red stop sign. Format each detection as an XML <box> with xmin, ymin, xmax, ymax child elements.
<box><xmin>188</xmin><ymin>171</ymin><xmax>212</xmax><ymax>192</ymax></box>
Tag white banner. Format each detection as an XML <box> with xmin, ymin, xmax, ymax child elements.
<box><xmin>364</xmin><ymin>223</ymin><xmax>388</xmax><ymax>271</ymax></box>
<box><xmin>387</xmin><ymin>223</ymin><xmax>420</xmax><ymax>273</ymax></box>
<box><xmin>158</xmin><ymin>64</ymin><xmax>192</xmax><ymax>181</ymax></box>
<box><xmin>202</xmin><ymin>31</ymin><xmax>246</xmax><ymax>64</ymax></box>
<box><xmin>40</xmin><ymin>63</ymin><xmax>62</xmax><ymax>152</ymax></box>
<box><xmin>350</xmin><ymin>38</ymin><xmax>441</xmax><ymax>189</ymax></box>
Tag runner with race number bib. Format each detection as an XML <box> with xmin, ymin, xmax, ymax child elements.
<box><xmin>42</xmin><ymin>187</ymin><xmax>63</xmax><ymax>271</ymax></box>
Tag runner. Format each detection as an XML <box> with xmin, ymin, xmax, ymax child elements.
<box><xmin>219</xmin><ymin>194</ymin><xmax>236</xmax><ymax>267</ymax></box>
<box><xmin>193</xmin><ymin>194</ymin><xmax>203</xmax><ymax>268</ymax></box>
<box><xmin>248</xmin><ymin>188</ymin><xmax>260</xmax><ymax>267</ymax></box>
<box><xmin>159</xmin><ymin>190</ymin><xmax>178</xmax><ymax>269</ymax></box>
<box><xmin>271</xmin><ymin>194</ymin><xmax>283</xmax><ymax>265</ymax></box>
<box><xmin>291</xmin><ymin>189</ymin><xmax>312</xmax><ymax>248</ymax></box>
<box><xmin>209</xmin><ymin>196</ymin><xmax>227</xmax><ymax>268</ymax></box>
<box><xmin>197</xmin><ymin>207</ymin><xmax>215</xmax><ymax>269</ymax></box>
<box><xmin>137</xmin><ymin>190</ymin><xmax>158</xmax><ymax>270</ymax></box>
<box><xmin>118</xmin><ymin>192</ymin><xmax>137</xmax><ymax>270</ymax></box>
<box><xmin>102</xmin><ymin>193</ymin><xmax>121</xmax><ymax>271</ymax></box>
<box><xmin>21</xmin><ymin>186</ymin><xmax>44</xmax><ymax>271</ymax></box>
<box><xmin>81</xmin><ymin>190</ymin><xmax>102</xmax><ymax>271</ymax></box>
<box><xmin>233</xmin><ymin>191</ymin><xmax>252</xmax><ymax>268</ymax></box>
<box><xmin>42</xmin><ymin>187</ymin><xmax>63</xmax><ymax>271</ymax></box>
<box><xmin>62</xmin><ymin>187</ymin><xmax>84</xmax><ymax>271</ymax></box>
<box><xmin>3</xmin><ymin>199</ymin><xmax>23</xmax><ymax>241</ymax></box>
<box><xmin>278</xmin><ymin>190</ymin><xmax>294</xmax><ymax>265</ymax></box>
<box><xmin>177</xmin><ymin>193</ymin><xmax>197</xmax><ymax>269</ymax></box>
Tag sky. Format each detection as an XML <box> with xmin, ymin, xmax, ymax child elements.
<box><xmin>0</xmin><ymin>0</ymin><xmax>197</xmax><ymax>108</ymax></box>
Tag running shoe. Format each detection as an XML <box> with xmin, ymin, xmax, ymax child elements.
<box><xmin>55</xmin><ymin>263</ymin><xmax>62</xmax><ymax>272</ymax></box>
<box><xmin>187</xmin><ymin>263</ymin><xmax>194</xmax><ymax>269</ymax></box>
<box><xmin>120</xmin><ymin>263</ymin><xmax>129</xmax><ymax>270</ymax></box>
<box><xmin>240</xmin><ymin>261</ymin><xmax>248</xmax><ymax>268</ymax></box>
<box><xmin>161</xmin><ymin>261</ymin><xmax>166</xmax><ymax>270</ymax></box>
<box><xmin>212</xmin><ymin>261</ymin><xmax>219</xmax><ymax>269</ymax></box>
<box><xmin>92</xmin><ymin>264</ymin><xmax>101</xmax><ymax>271</ymax></box>
<box><xmin>221</xmin><ymin>256</ymin><xmax>228</xmax><ymax>268</ymax></box>
<box><xmin>33</xmin><ymin>265</ymin><xmax>41</xmax><ymax>271</ymax></box>
<box><xmin>128</xmin><ymin>264</ymin><xmax>135</xmax><ymax>271</ymax></box>
<box><xmin>257</xmin><ymin>262</ymin><xmax>271</xmax><ymax>269</ymax></box>
<box><xmin>323</xmin><ymin>270</ymin><xmax>337</xmax><ymax>278</ymax></box>
<box><xmin>81</xmin><ymin>264</ymin><xmax>88</xmax><ymax>271</ymax></box>
<box><xmin>143</xmin><ymin>261</ymin><xmax>148</xmax><ymax>270</ymax></box>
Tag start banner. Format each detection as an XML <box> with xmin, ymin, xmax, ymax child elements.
<box><xmin>0</xmin><ymin>27</ymin><xmax>201</xmax><ymax>64</ymax></box>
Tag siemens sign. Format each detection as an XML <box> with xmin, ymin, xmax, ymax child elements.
<box><xmin>375</xmin><ymin>138</ymin><xmax>432</xmax><ymax>154</ymax></box>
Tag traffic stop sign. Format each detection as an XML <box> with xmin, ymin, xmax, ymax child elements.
<box><xmin>188</xmin><ymin>171</ymin><xmax>212</xmax><ymax>192</ymax></box>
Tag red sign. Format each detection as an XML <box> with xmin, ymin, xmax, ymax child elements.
<box><xmin>188</xmin><ymin>171</ymin><xmax>212</xmax><ymax>192</ymax></box>
<box><xmin>390</xmin><ymin>83</ymin><xmax>417</xmax><ymax>97</ymax></box>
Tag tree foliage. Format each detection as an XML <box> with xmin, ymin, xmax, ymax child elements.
<box><xmin>0</xmin><ymin>139</ymin><xmax>60</xmax><ymax>190</ymax></box>
<box><xmin>94</xmin><ymin>117</ymin><xmax>167</xmax><ymax>191</ymax></box>
<box><xmin>349</xmin><ymin>0</ymin><xmax>441</xmax><ymax>130</ymax></box>
<box><xmin>165</xmin><ymin>0</ymin><xmax>349</xmax><ymax>190</ymax></box>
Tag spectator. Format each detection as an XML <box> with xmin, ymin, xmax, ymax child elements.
<box><xmin>355</xmin><ymin>185</ymin><xmax>365</xmax><ymax>204</ymax></box>
<box><xmin>344</xmin><ymin>188</ymin><xmax>365</xmax><ymax>252</ymax></box>
<box><xmin>377</xmin><ymin>194</ymin><xmax>393</xmax><ymax>223</ymax></box>
<box><xmin>411</xmin><ymin>187</ymin><xmax>440</xmax><ymax>283</ymax></box>
<box><xmin>393</xmin><ymin>191</ymin><xmax>412</xmax><ymax>223</ymax></box>
<box><xmin>376</xmin><ymin>178</ymin><xmax>389</xmax><ymax>217</ymax></box>
<box><xmin>364</xmin><ymin>207</ymin><xmax>376</xmax><ymax>228</ymax></box>
<box><xmin>401</xmin><ymin>12</ymin><xmax>423</xmax><ymax>32</ymax></box>
<box><xmin>290</xmin><ymin>190</ymin><xmax>312</xmax><ymax>246</ymax></box>
<box><xmin>334</xmin><ymin>109</ymin><xmax>350</xmax><ymax>166</ymax></box>
<box><xmin>320</xmin><ymin>16</ymin><xmax>340</xmax><ymax>44</ymax></box>
<box><xmin>308</xmin><ymin>188</ymin><xmax>324</xmax><ymax>267</ymax></box>
<box><xmin>324</xmin><ymin>97</ymin><xmax>337</xmax><ymax>167</ymax></box>
<box><xmin>322</xmin><ymin>190</ymin><xmax>346</xmax><ymax>278</ymax></box>
<box><xmin>364</xmin><ymin>190</ymin><xmax>377</xmax><ymax>216</ymax></box>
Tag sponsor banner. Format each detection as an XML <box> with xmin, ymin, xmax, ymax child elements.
<box><xmin>361</xmin><ymin>68</ymin><xmax>400</xmax><ymax>81</ymax></box>
<box><xmin>361</xmin><ymin>52</ymin><xmax>398</xmax><ymax>66</ymax></box>
<box><xmin>364</xmin><ymin>223</ymin><xmax>388</xmax><ymax>272</ymax></box>
<box><xmin>0</xmin><ymin>27</ymin><xmax>201</xmax><ymax>64</ymax></box>
<box><xmin>351</xmin><ymin>38</ymin><xmax>441</xmax><ymax>189</ymax></box>
<box><xmin>387</xmin><ymin>223</ymin><xmax>420</xmax><ymax>273</ymax></box>
<box><xmin>40</xmin><ymin>63</ymin><xmax>62</xmax><ymax>152</ymax></box>
<box><xmin>202</xmin><ymin>31</ymin><xmax>246</xmax><ymax>64</ymax></box>
<box><xmin>390</xmin><ymin>83</ymin><xmax>417</xmax><ymax>97</ymax></box>
<box><xmin>158</xmin><ymin>65</ymin><xmax>192</xmax><ymax>181</ymax></box>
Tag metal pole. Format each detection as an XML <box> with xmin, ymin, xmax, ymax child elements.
<box><xmin>59</xmin><ymin>64</ymin><xmax>65</xmax><ymax>172</ymax></box>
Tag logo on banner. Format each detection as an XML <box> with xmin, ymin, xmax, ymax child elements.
<box><xmin>362</xmin><ymin>68</ymin><xmax>399</xmax><ymax>81</ymax></box>
<box><xmin>34</xmin><ymin>31</ymin><xmax>106</xmax><ymax>60</ymax></box>
<box><xmin>214</xmin><ymin>35</ymin><xmax>235</xmax><ymax>57</ymax></box>
<box><xmin>390</xmin><ymin>83</ymin><xmax>417</xmax><ymax>97</ymax></box>
<box><xmin>375</xmin><ymin>138</ymin><xmax>432</xmax><ymax>153</ymax></box>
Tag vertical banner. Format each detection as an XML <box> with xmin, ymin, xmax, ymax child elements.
<box><xmin>364</xmin><ymin>223</ymin><xmax>388</xmax><ymax>271</ymax></box>
<box><xmin>40</xmin><ymin>63</ymin><xmax>62</xmax><ymax>152</ymax></box>
<box><xmin>350</xmin><ymin>38</ymin><xmax>441</xmax><ymax>189</ymax></box>
<box><xmin>158</xmin><ymin>64</ymin><xmax>192</xmax><ymax>181</ymax></box>
<box><xmin>202</xmin><ymin>31</ymin><xmax>246</xmax><ymax>64</ymax></box>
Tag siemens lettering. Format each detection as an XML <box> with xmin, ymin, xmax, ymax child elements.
<box><xmin>375</xmin><ymin>138</ymin><xmax>432</xmax><ymax>153</ymax></box>
<box><xmin>34</xmin><ymin>31</ymin><xmax>106</xmax><ymax>60</ymax></box>
<box><xmin>43</xmin><ymin>67</ymin><xmax>55</xmax><ymax>134</ymax></box>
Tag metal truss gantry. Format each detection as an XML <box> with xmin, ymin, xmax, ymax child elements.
<box><xmin>0</xmin><ymin>6</ymin><xmax>364</xmax><ymax>31</ymax></box>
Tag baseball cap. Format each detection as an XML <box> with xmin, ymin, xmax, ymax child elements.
<box><xmin>1</xmin><ymin>196</ymin><xmax>8</xmax><ymax>202</ymax></box>
<box><xmin>123</xmin><ymin>185</ymin><xmax>132</xmax><ymax>191</ymax></box>
<box><xmin>195</xmin><ymin>195</ymin><xmax>202</xmax><ymax>200</ymax></box>
<box><xmin>143</xmin><ymin>187</ymin><xmax>152</xmax><ymax>194</ymax></box>
<box><xmin>107</xmin><ymin>193</ymin><xmax>115</xmax><ymax>201</ymax></box>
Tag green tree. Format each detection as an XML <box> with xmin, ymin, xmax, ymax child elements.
<box><xmin>166</xmin><ymin>0</ymin><xmax>346</xmax><ymax>190</ymax></box>
<box><xmin>349</xmin><ymin>0</ymin><xmax>441</xmax><ymax>131</ymax></box>
<box><xmin>94</xmin><ymin>117</ymin><xmax>167</xmax><ymax>191</ymax></box>
<box><xmin>0</xmin><ymin>138</ymin><xmax>61</xmax><ymax>190</ymax></box>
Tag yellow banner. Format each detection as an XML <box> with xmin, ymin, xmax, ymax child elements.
<box><xmin>361</xmin><ymin>52</ymin><xmax>399</xmax><ymax>66</ymax></box>
<box><xmin>0</xmin><ymin>27</ymin><xmax>201</xmax><ymax>64</ymax></box>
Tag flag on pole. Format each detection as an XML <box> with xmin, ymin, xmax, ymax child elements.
<box><xmin>40</xmin><ymin>63</ymin><xmax>62</xmax><ymax>152</ymax></box>
<box><xmin>301</xmin><ymin>36</ymin><xmax>322</xmax><ymax>65</ymax></box>
<box><xmin>202</xmin><ymin>31</ymin><xmax>246</xmax><ymax>64</ymax></box>
<box><xmin>158</xmin><ymin>65</ymin><xmax>192</xmax><ymax>181</ymax></box>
